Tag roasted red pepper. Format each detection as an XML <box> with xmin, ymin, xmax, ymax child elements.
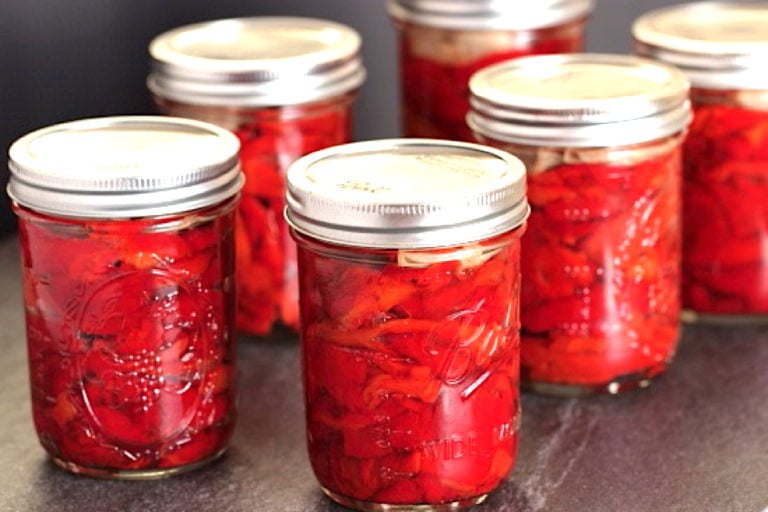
<box><xmin>233</xmin><ymin>101</ymin><xmax>352</xmax><ymax>334</ymax></box>
<box><xmin>396</xmin><ymin>21</ymin><xmax>584</xmax><ymax>141</ymax></box>
<box><xmin>295</xmin><ymin>231</ymin><xmax>523</xmax><ymax>507</ymax></box>
<box><xmin>506</xmin><ymin>141</ymin><xmax>683</xmax><ymax>391</ymax></box>
<box><xmin>155</xmin><ymin>97</ymin><xmax>355</xmax><ymax>336</ymax></box>
<box><xmin>682</xmin><ymin>89</ymin><xmax>768</xmax><ymax>315</ymax></box>
<box><xmin>15</xmin><ymin>202</ymin><xmax>237</xmax><ymax>475</ymax></box>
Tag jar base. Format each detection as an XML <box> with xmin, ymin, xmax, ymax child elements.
<box><xmin>321</xmin><ymin>486</ymin><xmax>488</xmax><ymax>511</ymax></box>
<box><xmin>522</xmin><ymin>376</ymin><xmax>653</xmax><ymax>397</ymax></box>
<box><xmin>50</xmin><ymin>447</ymin><xmax>227</xmax><ymax>480</ymax></box>
<box><xmin>681</xmin><ymin>309</ymin><xmax>768</xmax><ymax>325</ymax></box>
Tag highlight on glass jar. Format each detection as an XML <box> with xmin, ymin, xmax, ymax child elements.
<box><xmin>633</xmin><ymin>2</ymin><xmax>768</xmax><ymax>323</ymax></box>
<box><xmin>468</xmin><ymin>54</ymin><xmax>692</xmax><ymax>395</ymax></box>
<box><xmin>284</xmin><ymin>139</ymin><xmax>529</xmax><ymax>511</ymax></box>
<box><xmin>7</xmin><ymin>116</ymin><xmax>244</xmax><ymax>479</ymax></box>
<box><xmin>148</xmin><ymin>17</ymin><xmax>366</xmax><ymax>336</ymax></box>
<box><xmin>387</xmin><ymin>0</ymin><xmax>593</xmax><ymax>141</ymax></box>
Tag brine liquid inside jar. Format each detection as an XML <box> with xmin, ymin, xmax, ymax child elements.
<box><xmin>681</xmin><ymin>88</ymin><xmax>768</xmax><ymax>320</ymax></box>
<box><xmin>468</xmin><ymin>53</ymin><xmax>691</xmax><ymax>395</ymax></box>
<box><xmin>388</xmin><ymin>0</ymin><xmax>592</xmax><ymax>141</ymax></box>
<box><xmin>148</xmin><ymin>17</ymin><xmax>366</xmax><ymax>336</ymax></box>
<box><xmin>7</xmin><ymin>115</ymin><xmax>243</xmax><ymax>478</ymax></box>
<box><xmin>285</xmin><ymin>138</ymin><xmax>529</xmax><ymax>510</ymax></box>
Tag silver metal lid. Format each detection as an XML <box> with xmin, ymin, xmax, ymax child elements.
<box><xmin>285</xmin><ymin>139</ymin><xmax>529</xmax><ymax>249</ymax></box>
<box><xmin>8</xmin><ymin>116</ymin><xmax>243</xmax><ymax>218</ymax></box>
<box><xmin>468</xmin><ymin>53</ymin><xmax>691</xmax><ymax>147</ymax></box>
<box><xmin>148</xmin><ymin>17</ymin><xmax>366</xmax><ymax>107</ymax></box>
<box><xmin>387</xmin><ymin>0</ymin><xmax>594</xmax><ymax>30</ymax></box>
<box><xmin>633</xmin><ymin>2</ymin><xmax>768</xmax><ymax>89</ymax></box>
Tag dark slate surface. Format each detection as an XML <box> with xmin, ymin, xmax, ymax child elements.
<box><xmin>2</xmin><ymin>234</ymin><xmax>767</xmax><ymax>512</ymax></box>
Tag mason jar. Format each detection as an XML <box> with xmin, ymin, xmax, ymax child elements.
<box><xmin>7</xmin><ymin>116</ymin><xmax>243</xmax><ymax>478</ymax></box>
<box><xmin>469</xmin><ymin>54</ymin><xmax>691</xmax><ymax>395</ymax></box>
<box><xmin>148</xmin><ymin>17</ymin><xmax>366</xmax><ymax>336</ymax></box>
<box><xmin>387</xmin><ymin>0</ymin><xmax>593</xmax><ymax>141</ymax></box>
<box><xmin>285</xmin><ymin>139</ymin><xmax>529</xmax><ymax>510</ymax></box>
<box><xmin>634</xmin><ymin>2</ymin><xmax>768</xmax><ymax>323</ymax></box>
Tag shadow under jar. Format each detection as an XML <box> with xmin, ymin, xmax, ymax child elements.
<box><xmin>148</xmin><ymin>17</ymin><xmax>366</xmax><ymax>336</ymax></box>
<box><xmin>285</xmin><ymin>139</ymin><xmax>529</xmax><ymax>511</ymax></box>
<box><xmin>469</xmin><ymin>54</ymin><xmax>692</xmax><ymax>396</ymax></box>
<box><xmin>387</xmin><ymin>0</ymin><xmax>593</xmax><ymax>141</ymax></box>
<box><xmin>634</xmin><ymin>2</ymin><xmax>768</xmax><ymax>323</ymax></box>
<box><xmin>7</xmin><ymin>116</ymin><xmax>243</xmax><ymax>478</ymax></box>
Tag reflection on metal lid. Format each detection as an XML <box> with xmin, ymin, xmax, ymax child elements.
<box><xmin>148</xmin><ymin>17</ymin><xmax>366</xmax><ymax>106</ymax></box>
<box><xmin>285</xmin><ymin>138</ymin><xmax>529</xmax><ymax>248</ymax></box>
<box><xmin>468</xmin><ymin>53</ymin><xmax>691</xmax><ymax>147</ymax></box>
<box><xmin>8</xmin><ymin>116</ymin><xmax>243</xmax><ymax>218</ymax></box>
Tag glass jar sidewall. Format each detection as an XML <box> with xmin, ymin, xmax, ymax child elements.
<box><xmin>15</xmin><ymin>198</ymin><xmax>238</xmax><ymax>475</ymax></box>
<box><xmin>475</xmin><ymin>134</ymin><xmax>683</xmax><ymax>393</ymax></box>
<box><xmin>293</xmin><ymin>228</ymin><xmax>524</xmax><ymax>504</ymax></box>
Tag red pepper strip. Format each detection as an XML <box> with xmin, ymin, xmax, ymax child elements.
<box><xmin>307</xmin><ymin>318</ymin><xmax>436</xmax><ymax>350</ymax></box>
<box><xmin>363</xmin><ymin>366</ymin><xmax>441</xmax><ymax>408</ymax></box>
<box><xmin>522</xmin><ymin>329</ymin><xmax>673</xmax><ymax>386</ymax></box>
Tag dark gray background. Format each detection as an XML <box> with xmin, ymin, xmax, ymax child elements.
<box><xmin>0</xmin><ymin>0</ymin><xmax>678</xmax><ymax>236</ymax></box>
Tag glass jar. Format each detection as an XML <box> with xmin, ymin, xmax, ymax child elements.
<box><xmin>469</xmin><ymin>54</ymin><xmax>691</xmax><ymax>395</ymax></box>
<box><xmin>285</xmin><ymin>139</ymin><xmax>529</xmax><ymax>510</ymax></box>
<box><xmin>387</xmin><ymin>0</ymin><xmax>593</xmax><ymax>141</ymax></box>
<box><xmin>634</xmin><ymin>2</ymin><xmax>768</xmax><ymax>322</ymax></box>
<box><xmin>148</xmin><ymin>17</ymin><xmax>366</xmax><ymax>336</ymax></box>
<box><xmin>7</xmin><ymin>116</ymin><xmax>243</xmax><ymax>478</ymax></box>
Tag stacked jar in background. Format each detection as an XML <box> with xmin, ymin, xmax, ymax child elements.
<box><xmin>634</xmin><ymin>2</ymin><xmax>768</xmax><ymax>323</ymax></box>
<box><xmin>387</xmin><ymin>0</ymin><xmax>594</xmax><ymax>140</ymax></box>
<box><xmin>148</xmin><ymin>17</ymin><xmax>366</xmax><ymax>336</ymax></box>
